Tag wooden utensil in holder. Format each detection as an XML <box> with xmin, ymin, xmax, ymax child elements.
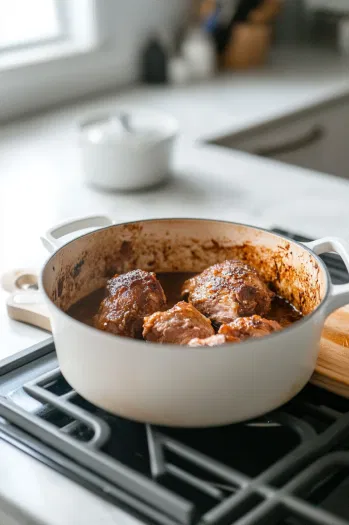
<box><xmin>221</xmin><ymin>0</ymin><xmax>282</xmax><ymax>70</ymax></box>
<box><xmin>248</xmin><ymin>0</ymin><xmax>282</xmax><ymax>24</ymax></box>
<box><xmin>222</xmin><ymin>23</ymin><xmax>272</xmax><ymax>69</ymax></box>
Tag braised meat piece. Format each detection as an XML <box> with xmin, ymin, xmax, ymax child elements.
<box><xmin>143</xmin><ymin>301</ymin><xmax>214</xmax><ymax>345</ymax></box>
<box><xmin>95</xmin><ymin>270</ymin><xmax>166</xmax><ymax>338</ymax></box>
<box><xmin>219</xmin><ymin>315</ymin><xmax>281</xmax><ymax>341</ymax></box>
<box><xmin>188</xmin><ymin>334</ymin><xmax>238</xmax><ymax>347</ymax></box>
<box><xmin>188</xmin><ymin>315</ymin><xmax>281</xmax><ymax>347</ymax></box>
<box><xmin>182</xmin><ymin>259</ymin><xmax>274</xmax><ymax>324</ymax></box>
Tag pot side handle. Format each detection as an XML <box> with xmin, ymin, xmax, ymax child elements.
<box><xmin>304</xmin><ymin>237</ymin><xmax>349</xmax><ymax>315</ymax></box>
<box><xmin>41</xmin><ymin>215</ymin><xmax>113</xmax><ymax>253</ymax></box>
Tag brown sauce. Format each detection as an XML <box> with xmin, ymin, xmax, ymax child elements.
<box><xmin>267</xmin><ymin>295</ymin><xmax>302</xmax><ymax>328</ymax></box>
<box><xmin>67</xmin><ymin>287</ymin><xmax>106</xmax><ymax>327</ymax></box>
<box><xmin>67</xmin><ymin>272</ymin><xmax>302</xmax><ymax>329</ymax></box>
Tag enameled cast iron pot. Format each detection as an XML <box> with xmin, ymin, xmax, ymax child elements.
<box><xmin>40</xmin><ymin>216</ymin><xmax>349</xmax><ymax>427</ymax></box>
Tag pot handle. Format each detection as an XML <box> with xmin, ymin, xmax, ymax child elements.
<box><xmin>41</xmin><ymin>215</ymin><xmax>113</xmax><ymax>253</ymax></box>
<box><xmin>304</xmin><ymin>237</ymin><xmax>349</xmax><ymax>315</ymax></box>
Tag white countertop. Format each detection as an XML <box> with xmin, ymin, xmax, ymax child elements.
<box><xmin>2</xmin><ymin>47</ymin><xmax>349</xmax><ymax>525</ymax></box>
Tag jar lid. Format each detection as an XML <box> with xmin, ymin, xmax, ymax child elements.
<box><xmin>79</xmin><ymin>110</ymin><xmax>178</xmax><ymax>147</ymax></box>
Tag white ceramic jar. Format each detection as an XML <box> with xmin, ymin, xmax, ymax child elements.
<box><xmin>181</xmin><ymin>27</ymin><xmax>216</xmax><ymax>81</ymax></box>
<box><xmin>79</xmin><ymin>109</ymin><xmax>178</xmax><ymax>191</ymax></box>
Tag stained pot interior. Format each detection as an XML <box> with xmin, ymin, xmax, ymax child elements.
<box><xmin>42</xmin><ymin>219</ymin><xmax>327</xmax><ymax>316</ymax></box>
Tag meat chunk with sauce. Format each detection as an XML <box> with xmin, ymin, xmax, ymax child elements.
<box><xmin>188</xmin><ymin>334</ymin><xmax>238</xmax><ymax>347</ymax></box>
<box><xmin>143</xmin><ymin>301</ymin><xmax>214</xmax><ymax>345</ymax></box>
<box><xmin>94</xmin><ymin>270</ymin><xmax>166</xmax><ymax>338</ymax></box>
<box><xmin>219</xmin><ymin>315</ymin><xmax>281</xmax><ymax>341</ymax></box>
<box><xmin>188</xmin><ymin>315</ymin><xmax>281</xmax><ymax>347</ymax></box>
<box><xmin>182</xmin><ymin>260</ymin><xmax>274</xmax><ymax>324</ymax></box>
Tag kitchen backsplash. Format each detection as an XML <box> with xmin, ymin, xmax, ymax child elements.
<box><xmin>273</xmin><ymin>0</ymin><xmax>349</xmax><ymax>50</ymax></box>
<box><xmin>273</xmin><ymin>0</ymin><xmax>310</xmax><ymax>45</ymax></box>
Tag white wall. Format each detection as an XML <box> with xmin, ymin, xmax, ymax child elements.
<box><xmin>1</xmin><ymin>0</ymin><xmax>190</xmax><ymax>120</ymax></box>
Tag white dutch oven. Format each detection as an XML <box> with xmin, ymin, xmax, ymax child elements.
<box><xmin>40</xmin><ymin>216</ymin><xmax>349</xmax><ymax>427</ymax></box>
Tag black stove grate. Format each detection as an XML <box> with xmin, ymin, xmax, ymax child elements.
<box><xmin>2</xmin><ymin>371</ymin><xmax>349</xmax><ymax>525</ymax></box>
<box><xmin>1</xmin><ymin>229</ymin><xmax>349</xmax><ymax>525</ymax></box>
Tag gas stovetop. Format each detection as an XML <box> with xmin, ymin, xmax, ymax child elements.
<box><xmin>1</xmin><ymin>229</ymin><xmax>349</xmax><ymax>525</ymax></box>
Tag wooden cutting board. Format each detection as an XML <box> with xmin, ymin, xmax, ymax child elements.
<box><xmin>3</xmin><ymin>269</ymin><xmax>349</xmax><ymax>398</ymax></box>
<box><xmin>312</xmin><ymin>305</ymin><xmax>349</xmax><ymax>397</ymax></box>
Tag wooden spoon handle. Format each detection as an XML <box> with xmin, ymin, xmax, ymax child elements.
<box><xmin>7</xmin><ymin>291</ymin><xmax>51</xmax><ymax>332</ymax></box>
<box><xmin>1</xmin><ymin>268</ymin><xmax>39</xmax><ymax>293</ymax></box>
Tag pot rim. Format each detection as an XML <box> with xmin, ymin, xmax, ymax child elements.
<box><xmin>40</xmin><ymin>218</ymin><xmax>330</xmax><ymax>351</ymax></box>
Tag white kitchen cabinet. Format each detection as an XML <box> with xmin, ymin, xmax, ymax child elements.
<box><xmin>214</xmin><ymin>98</ymin><xmax>349</xmax><ymax>178</ymax></box>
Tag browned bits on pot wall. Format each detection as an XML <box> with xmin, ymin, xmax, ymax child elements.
<box><xmin>120</xmin><ymin>240</ymin><xmax>133</xmax><ymax>258</ymax></box>
<box><xmin>57</xmin><ymin>276</ymin><xmax>65</xmax><ymax>298</ymax></box>
<box><xmin>43</xmin><ymin>220</ymin><xmax>325</xmax><ymax>315</ymax></box>
<box><xmin>71</xmin><ymin>258</ymin><xmax>85</xmax><ymax>278</ymax></box>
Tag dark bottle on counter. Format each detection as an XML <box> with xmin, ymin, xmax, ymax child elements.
<box><xmin>141</xmin><ymin>37</ymin><xmax>168</xmax><ymax>84</ymax></box>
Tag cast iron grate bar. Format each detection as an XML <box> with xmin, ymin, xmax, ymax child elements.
<box><xmin>0</xmin><ymin>423</ymin><xmax>181</xmax><ymax>525</ymax></box>
<box><xmin>256</xmin><ymin>409</ymin><xmax>349</xmax><ymax>487</ymax></box>
<box><xmin>0</xmin><ymin>337</ymin><xmax>54</xmax><ymax>376</ymax></box>
<box><xmin>201</xmin><ymin>445</ymin><xmax>349</xmax><ymax>525</ymax></box>
<box><xmin>23</xmin><ymin>368</ymin><xmax>110</xmax><ymax>447</ymax></box>
<box><xmin>290</xmin><ymin>400</ymin><xmax>342</xmax><ymax>423</ymax></box>
<box><xmin>0</xmin><ymin>394</ymin><xmax>194</xmax><ymax>525</ymax></box>
<box><xmin>198</xmin><ymin>413</ymin><xmax>316</xmax><ymax>524</ymax></box>
<box><xmin>147</xmin><ymin>426</ymin><xmax>247</xmax><ymax>500</ymax></box>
